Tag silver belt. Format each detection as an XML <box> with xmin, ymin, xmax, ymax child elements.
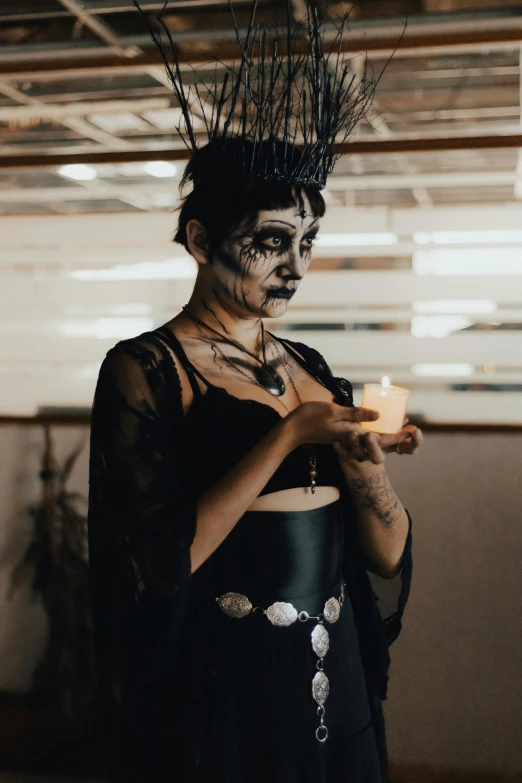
<box><xmin>214</xmin><ymin>580</ymin><xmax>346</xmax><ymax>743</ymax></box>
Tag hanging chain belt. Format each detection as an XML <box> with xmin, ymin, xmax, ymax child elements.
<box><xmin>214</xmin><ymin>580</ymin><xmax>346</xmax><ymax>743</ymax></box>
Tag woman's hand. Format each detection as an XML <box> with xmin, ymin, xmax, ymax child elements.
<box><xmin>284</xmin><ymin>402</ymin><xmax>423</xmax><ymax>466</ymax></box>
<box><xmin>333</xmin><ymin>421</ymin><xmax>423</xmax><ymax>465</ymax></box>
<box><xmin>284</xmin><ymin>400</ymin><xmax>379</xmax><ymax>450</ymax></box>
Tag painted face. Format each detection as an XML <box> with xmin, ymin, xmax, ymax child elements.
<box><xmin>211</xmin><ymin>191</ymin><xmax>320</xmax><ymax>317</ymax></box>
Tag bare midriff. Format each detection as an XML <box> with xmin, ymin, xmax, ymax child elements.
<box><xmin>246</xmin><ymin>485</ymin><xmax>340</xmax><ymax>512</ymax></box>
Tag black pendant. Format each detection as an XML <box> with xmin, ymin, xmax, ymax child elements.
<box><xmin>255</xmin><ymin>363</ymin><xmax>286</xmax><ymax>396</ymax></box>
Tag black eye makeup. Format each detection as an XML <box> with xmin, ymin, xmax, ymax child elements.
<box><xmin>302</xmin><ymin>228</ymin><xmax>319</xmax><ymax>246</ymax></box>
<box><xmin>251</xmin><ymin>228</ymin><xmax>290</xmax><ymax>251</ymax></box>
<box><xmin>248</xmin><ymin>226</ymin><xmax>319</xmax><ymax>252</ymax></box>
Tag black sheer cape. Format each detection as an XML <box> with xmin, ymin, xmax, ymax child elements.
<box><xmin>87</xmin><ymin>331</ymin><xmax>413</xmax><ymax>782</ymax></box>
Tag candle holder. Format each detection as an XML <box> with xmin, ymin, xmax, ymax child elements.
<box><xmin>361</xmin><ymin>379</ymin><xmax>410</xmax><ymax>434</ymax></box>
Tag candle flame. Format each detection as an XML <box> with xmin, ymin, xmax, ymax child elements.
<box><xmin>382</xmin><ymin>376</ymin><xmax>391</xmax><ymax>389</ymax></box>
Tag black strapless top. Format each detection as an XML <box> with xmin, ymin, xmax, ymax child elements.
<box><xmin>154</xmin><ymin>324</ymin><xmax>347</xmax><ymax>498</ymax></box>
<box><xmin>210</xmin><ymin>499</ymin><xmax>344</xmax><ymax>610</ymax></box>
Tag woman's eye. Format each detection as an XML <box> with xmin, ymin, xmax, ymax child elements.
<box><xmin>261</xmin><ymin>235</ymin><xmax>282</xmax><ymax>248</ymax></box>
<box><xmin>253</xmin><ymin>233</ymin><xmax>315</xmax><ymax>250</ymax></box>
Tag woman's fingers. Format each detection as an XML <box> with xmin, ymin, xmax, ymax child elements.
<box><xmin>337</xmin><ymin>428</ymin><xmax>385</xmax><ymax>464</ymax></box>
<box><xmin>362</xmin><ymin>431</ymin><xmax>385</xmax><ymax>464</ymax></box>
<box><xmin>382</xmin><ymin>424</ymin><xmax>423</xmax><ymax>455</ymax></box>
<box><xmin>347</xmin><ymin>406</ymin><xmax>380</xmax><ymax>424</ymax></box>
<box><xmin>376</xmin><ymin>432</ymin><xmax>407</xmax><ymax>450</ymax></box>
<box><xmin>334</xmin><ymin>416</ymin><xmax>422</xmax><ymax>461</ymax></box>
<box><xmin>346</xmin><ymin>429</ymin><xmax>367</xmax><ymax>460</ymax></box>
<box><xmin>400</xmin><ymin>425</ymin><xmax>423</xmax><ymax>454</ymax></box>
<box><xmin>371</xmin><ymin>425</ymin><xmax>424</xmax><ymax>455</ymax></box>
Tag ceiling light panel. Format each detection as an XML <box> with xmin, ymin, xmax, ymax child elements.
<box><xmin>58</xmin><ymin>164</ymin><xmax>97</xmax><ymax>181</ymax></box>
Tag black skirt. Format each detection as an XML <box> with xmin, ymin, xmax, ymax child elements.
<box><xmin>195</xmin><ymin>499</ymin><xmax>384</xmax><ymax>783</ymax></box>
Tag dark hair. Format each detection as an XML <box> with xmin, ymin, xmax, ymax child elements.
<box><xmin>174</xmin><ymin>138</ymin><xmax>326</xmax><ymax>254</ymax></box>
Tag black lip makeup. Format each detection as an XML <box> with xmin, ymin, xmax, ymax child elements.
<box><xmin>266</xmin><ymin>288</ymin><xmax>296</xmax><ymax>299</ymax></box>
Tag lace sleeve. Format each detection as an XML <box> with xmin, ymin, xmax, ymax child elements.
<box><xmin>284</xmin><ymin>339</ymin><xmax>355</xmax><ymax>405</ymax></box>
<box><xmin>88</xmin><ymin>338</ymin><xmax>197</xmax><ymax>599</ymax></box>
<box><xmin>87</xmin><ymin>337</ymin><xmax>198</xmax><ymax>777</ymax></box>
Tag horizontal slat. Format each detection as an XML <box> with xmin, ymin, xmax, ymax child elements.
<box><xmin>0</xmin><ymin>274</ymin><xmax>520</xmax><ymax>308</ymax></box>
<box><xmin>355</xmin><ymin>391</ymin><xmax>522</xmax><ymax>424</ymax></box>
<box><xmin>275</xmin><ymin>331</ymin><xmax>522</xmax><ymax>366</ymax></box>
<box><xmin>0</xmin><ymin>171</ymin><xmax>517</xmax><ymax>205</ymax></box>
<box><xmin>1</xmin><ymin>362</ymin><xmax>519</xmax><ymax>386</ymax></box>
<box><xmin>0</xmin><ymin>331</ymin><xmax>519</xmax><ymax>366</ymax></box>
<box><xmin>0</xmin><ymin>279</ymin><xmax>194</xmax><ymax>309</ymax></box>
<box><xmin>2</xmin><ymin>308</ymin><xmax>522</xmax><ymax>325</ymax></box>
<box><xmin>392</xmin><ymin>204</ymin><xmax>522</xmax><ymax>234</ymax></box>
<box><xmin>327</xmin><ymin>371</ymin><xmax>522</xmax><ymax>385</ymax></box>
<box><xmin>295</xmin><ymin>273</ymin><xmax>522</xmax><ymax>306</ymax></box>
<box><xmin>2</xmin><ymin>204</ymin><xmax>522</xmax><ymax>247</ymax></box>
<box><xmin>0</xmin><ymin>366</ymin><xmax>520</xmax><ymax>423</ymax></box>
<box><xmin>267</xmin><ymin>309</ymin><xmax>522</xmax><ymax>324</ymax></box>
<box><xmin>0</xmin><ymin>213</ymin><xmax>176</xmax><ymax>248</ymax></box>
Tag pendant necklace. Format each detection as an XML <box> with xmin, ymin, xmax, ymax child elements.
<box><xmin>181</xmin><ymin>304</ymin><xmax>318</xmax><ymax>494</ymax></box>
<box><xmin>181</xmin><ymin>304</ymin><xmax>286</xmax><ymax>397</ymax></box>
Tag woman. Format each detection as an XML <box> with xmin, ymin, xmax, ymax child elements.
<box><xmin>88</xmin><ymin>4</ymin><xmax>421</xmax><ymax>782</ymax></box>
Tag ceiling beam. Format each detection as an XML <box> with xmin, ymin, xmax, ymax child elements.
<box><xmin>0</xmin><ymin>171</ymin><xmax>516</xmax><ymax>202</ymax></box>
<box><xmin>330</xmin><ymin>170</ymin><xmax>517</xmax><ymax>190</ymax></box>
<box><xmin>83</xmin><ymin>0</ymin><xmax>252</xmax><ymax>9</ymax></box>
<box><xmin>1</xmin><ymin>62</ymin><xmax>518</xmax><ymax>85</ymax></box>
<box><xmin>56</xmin><ymin>0</ymin><xmax>141</xmax><ymax>59</ymax></box>
<box><xmin>0</xmin><ymin>0</ymin><xmax>244</xmax><ymax>20</ymax></box>
<box><xmin>1</xmin><ymin>133</ymin><xmax>521</xmax><ymax>169</ymax></box>
<box><xmin>0</xmin><ymin>97</ymin><xmax>170</xmax><ymax>124</ymax></box>
<box><xmin>365</xmin><ymin>102</ymin><xmax>432</xmax><ymax>207</ymax></box>
<box><xmin>0</xmin><ymin>80</ymin><xmax>133</xmax><ymax>151</ymax></box>
<box><xmin>1</xmin><ymin>27</ymin><xmax>522</xmax><ymax>77</ymax></box>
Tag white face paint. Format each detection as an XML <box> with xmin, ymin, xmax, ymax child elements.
<box><xmin>211</xmin><ymin>192</ymin><xmax>321</xmax><ymax>318</ymax></box>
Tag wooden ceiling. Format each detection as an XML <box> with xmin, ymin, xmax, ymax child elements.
<box><xmin>0</xmin><ymin>0</ymin><xmax>521</xmax><ymax>212</ymax></box>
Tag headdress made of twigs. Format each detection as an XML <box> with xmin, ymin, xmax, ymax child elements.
<box><xmin>133</xmin><ymin>1</ymin><xmax>380</xmax><ymax>190</ymax></box>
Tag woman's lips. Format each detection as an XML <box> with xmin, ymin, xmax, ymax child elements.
<box><xmin>266</xmin><ymin>289</ymin><xmax>295</xmax><ymax>299</ymax></box>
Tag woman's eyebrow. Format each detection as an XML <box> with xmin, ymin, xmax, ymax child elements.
<box><xmin>257</xmin><ymin>218</ymin><xmax>320</xmax><ymax>231</ymax></box>
<box><xmin>258</xmin><ymin>219</ymin><xmax>296</xmax><ymax>229</ymax></box>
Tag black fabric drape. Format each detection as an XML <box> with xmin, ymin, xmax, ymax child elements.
<box><xmin>87</xmin><ymin>330</ymin><xmax>413</xmax><ymax>782</ymax></box>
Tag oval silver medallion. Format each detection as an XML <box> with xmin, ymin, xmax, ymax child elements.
<box><xmin>312</xmin><ymin>671</ymin><xmax>330</xmax><ymax>705</ymax></box>
<box><xmin>323</xmin><ymin>597</ymin><xmax>340</xmax><ymax>623</ymax></box>
<box><xmin>217</xmin><ymin>592</ymin><xmax>252</xmax><ymax>618</ymax></box>
<box><xmin>311</xmin><ymin>624</ymin><xmax>330</xmax><ymax>658</ymax></box>
<box><xmin>266</xmin><ymin>601</ymin><xmax>298</xmax><ymax>626</ymax></box>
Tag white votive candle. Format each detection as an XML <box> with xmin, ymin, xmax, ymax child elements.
<box><xmin>361</xmin><ymin>376</ymin><xmax>410</xmax><ymax>434</ymax></box>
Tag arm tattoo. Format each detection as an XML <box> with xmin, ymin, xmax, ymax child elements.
<box><xmin>348</xmin><ymin>470</ymin><xmax>402</xmax><ymax>528</ymax></box>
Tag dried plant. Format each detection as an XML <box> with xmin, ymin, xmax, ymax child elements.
<box><xmin>8</xmin><ymin>424</ymin><xmax>96</xmax><ymax>722</ymax></box>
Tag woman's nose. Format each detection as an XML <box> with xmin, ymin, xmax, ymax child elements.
<box><xmin>283</xmin><ymin>240</ymin><xmax>307</xmax><ymax>275</ymax></box>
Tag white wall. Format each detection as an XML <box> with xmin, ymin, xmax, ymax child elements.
<box><xmin>1</xmin><ymin>206</ymin><xmax>521</xmax><ymax>421</ymax></box>
<box><xmin>384</xmin><ymin>431</ymin><xmax>522</xmax><ymax>775</ymax></box>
